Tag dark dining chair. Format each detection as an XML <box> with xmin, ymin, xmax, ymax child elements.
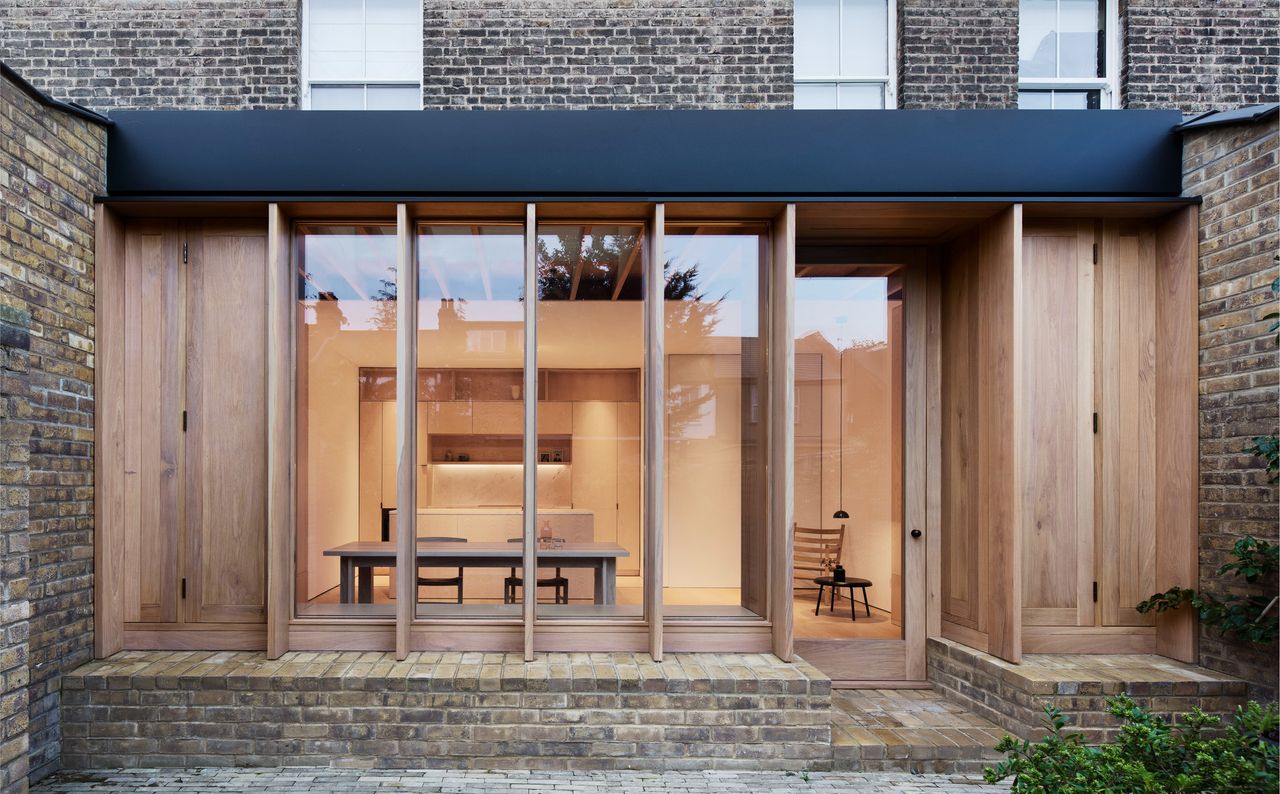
<box><xmin>503</xmin><ymin>537</ymin><xmax>569</xmax><ymax>605</ymax></box>
<box><xmin>416</xmin><ymin>536</ymin><xmax>466</xmax><ymax>604</ymax></box>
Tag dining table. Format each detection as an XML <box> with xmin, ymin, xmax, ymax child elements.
<box><xmin>322</xmin><ymin>541</ymin><xmax>630</xmax><ymax>605</ymax></box>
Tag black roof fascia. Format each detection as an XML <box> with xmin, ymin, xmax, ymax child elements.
<box><xmin>1</xmin><ymin>61</ymin><xmax>112</xmax><ymax>126</ymax></box>
<box><xmin>1175</xmin><ymin>104</ymin><xmax>1278</xmax><ymax>132</ymax></box>
<box><xmin>105</xmin><ymin>108</ymin><xmax>1185</xmax><ymax>200</ymax></box>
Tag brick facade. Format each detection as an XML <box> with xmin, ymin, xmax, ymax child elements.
<box><xmin>421</xmin><ymin>1</ymin><xmax>793</xmax><ymax>109</ymax></box>
<box><xmin>0</xmin><ymin>0</ymin><xmax>299</xmax><ymax>111</ymax></box>
<box><xmin>0</xmin><ymin>70</ymin><xmax>107</xmax><ymax>791</ymax></box>
<box><xmin>1124</xmin><ymin>1</ymin><xmax>1280</xmax><ymax>112</ymax></box>
<box><xmin>61</xmin><ymin>652</ymin><xmax>832</xmax><ymax>772</ymax></box>
<box><xmin>1182</xmin><ymin>113</ymin><xmax>1280</xmax><ymax>700</ymax></box>
<box><xmin>896</xmin><ymin>0</ymin><xmax>1020</xmax><ymax>109</ymax></box>
<box><xmin>927</xmin><ymin>639</ymin><xmax>1251</xmax><ymax>744</ymax></box>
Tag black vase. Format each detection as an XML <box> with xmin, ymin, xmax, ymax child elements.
<box><xmin>833</xmin><ymin>564</ymin><xmax>846</xmax><ymax>582</ymax></box>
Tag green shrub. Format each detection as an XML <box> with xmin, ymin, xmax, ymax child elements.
<box><xmin>984</xmin><ymin>695</ymin><xmax>1279</xmax><ymax>793</ymax></box>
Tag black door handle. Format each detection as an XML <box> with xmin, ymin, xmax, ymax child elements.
<box><xmin>910</xmin><ymin>529</ymin><xmax>922</xmax><ymax>539</ymax></box>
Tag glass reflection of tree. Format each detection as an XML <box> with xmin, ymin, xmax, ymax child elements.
<box><xmin>535</xmin><ymin>229</ymin><xmax>641</xmax><ymax>300</ymax></box>
<box><xmin>664</xmin><ymin>256</ymin><xmax>725</xmax><ymax>443</ymax></box>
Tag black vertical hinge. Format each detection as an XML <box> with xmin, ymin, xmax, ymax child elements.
<box><xmin>182</xmin><ymin>410</ymin><xmax>188</xmax><ymax>432</ymax></box>
<box><xmin>1092</xmin><ymin>243</ymin><xmax>1098</xmax><ymax>264</ymax></box>
<box><xmin>181</xmin><ymin>578</ymin><xmax>187</xmax><ymax>599</ymax></box>
<box><xmin>1092</xmin><ymin>412</ymin><xmax>1099</xmax><ymax>434</ymax></box>
<box><xmin>1092</xmin><ymin>581</ymin><xmax>1099</xmax><ymax>603</ymax></box>
<box><xmin>182</xmin><ymin>241</ymin><xmax>188</xmax><ymax>264</ymax></box>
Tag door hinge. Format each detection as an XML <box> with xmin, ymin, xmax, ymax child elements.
<box><xmin>182</xmin><ymin>410</ymin><xmax>188</xmax><ymax>432</ymax></box>
<box><xmin>182</xmin><ymin>241</ymin><xmax>188</xmax><ymax>264</ymax></box>
<box><xmin>1092</xmin><ymin>243</ymin><xmax>1098</xmax><ymax>264</ymax></box>
<box><xmin>1092</xmin><ymin>581</ymin><xmax>1098</xmax><ymax>603</ymax></box>
<box><xmin>181</xmin><ymin>578</ymin><xmax>187</xmax><ymax>599</ymax></box>
<box><xmin>1092</xmin><ymin>412</ymin><xmax>1098</xmax><ymax>434</ymax></box>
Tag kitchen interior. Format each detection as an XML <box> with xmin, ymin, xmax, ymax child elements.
<box><xmin>295</xmin><ymin>221</ymin><xmax>766</xmax><ymax>620</ymax></box>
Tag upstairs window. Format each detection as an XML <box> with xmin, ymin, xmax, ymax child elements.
<box><xmin>794</xmin><ymin>0</ymin><xmax>896</xmax><ymax>109</ymax></box>
<box><xmin>1018</xmin><ymin>0</ymin><xmax>1117</xmax><ymax>109</ymax></box>
<box><xmin>302</xmin><ymin>0</ymin><xmax>422</xmax><ymax>110</ymax></box>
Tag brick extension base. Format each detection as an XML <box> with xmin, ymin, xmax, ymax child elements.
<box><xmin>927</xmin><ymin>638</ymin><xmax>1250</xmax><ymax>743</ymax></box>
<box><xmin>61</xmin><ymin>652</ymin><xmax>833</xmax><ymax>771</ymax></box>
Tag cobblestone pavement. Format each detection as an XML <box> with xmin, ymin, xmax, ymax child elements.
<box><xmin>35</xmin><ymin>768</ymin><xmax>1010</xmax><ymax>792</ymax></box>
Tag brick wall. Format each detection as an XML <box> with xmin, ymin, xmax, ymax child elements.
<box><xmin>421</xmin><ymin>1</ymin><xmax>792</xmax><ymax>109</ymax></box>
<box><xmin>62</xmin><ymin>651</ymin><xmax>833</xmax><ymax>772</ymax></box>
<box><xmin>0</xmin><ymin>0</ymin><xmax>299</xmax><ymax>111</ymax></box>
<box><xmin>897</xmin><ymin>0</ymin><xmax>1019</xmax><ymax>109</ymax></box>
<box><xmin>0</xmin><ymin>334</ymin><xmax>32</xmax><ymax>794</ymax></box>
<box><xmin>1184</xmin><ymin>113</ymin><xmax>1280</xmax><ymax>700</ymax></box>
<box><xmin>1124</xmin><ymin>1</ymin><xmax>1280</xmax><ymax>112</ymax></box>
<box><xmin>0</xmin><ymin>69</ymin><xmax>107</xmax><ymax>789</ymax></box>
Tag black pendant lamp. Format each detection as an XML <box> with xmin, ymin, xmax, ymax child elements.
<box><xmin>833</xmin><ymin>344</ymin><xmax>849</xmax><ymax>520</ymax></box>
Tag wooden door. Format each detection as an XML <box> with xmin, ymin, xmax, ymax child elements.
<box><xmin>183</xmin><ymin>222</ymin><xmax>269</xmax><ymax>623</ymax></box>
<box><xmin>1097</xmin><ymin>221</ymin><xmax>1158</xmax><ymax>628</ymax></box>
<box><xmin>1020</xmin><ymin>221</ymin><xmax>1095</xmax><ymax>628</ymax></box>
<box><xmin>122</xmin><ymin>223</ymin><xmax>184</xmax><ymax>623</ymax></box>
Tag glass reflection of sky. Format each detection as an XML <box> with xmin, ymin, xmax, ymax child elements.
<box><xmin>795</xmin><ymin>277</ymin><xmax>888</xmax><ymax>351</ymax></box>
<box><xmin>665</xmin><ymin>233</ymin><xmax>760</xmax><ymax>338</ymax></box>
<box><xmin>300</xmin><ymin>232</ymin><xmax>397</xmax><ymax>302</ymax></box>
<box><xmin>419</xmin><ymin>228</ymin><xmax>524</xmax><ymax>302</ymax></box>
<box><xmin>418</xmin><ymin>227</ymin><xmax>525</xmax><ymax>330</ymax></box>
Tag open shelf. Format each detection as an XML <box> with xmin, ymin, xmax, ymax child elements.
<box><xmin>427</xmin><ymin>433</ymin><xmax>571</xmax><ymax>464</ymax></box>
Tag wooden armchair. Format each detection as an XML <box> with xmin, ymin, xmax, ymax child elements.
<box><xmin>794</xmin><ymin>524</ymin><xmax>846</xmax><ymax>593</ymax></box>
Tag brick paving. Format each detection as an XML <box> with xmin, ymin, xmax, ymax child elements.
<box><xmin>33</xmin><ymin>768</ymin><xmax>1009</xmax><ymax>792</ymax></box>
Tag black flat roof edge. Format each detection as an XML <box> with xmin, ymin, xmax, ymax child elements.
<box><xmin>97</xmin><ymin>194</ymin><xmax>1199</xmax><ymax>204</ymax></box>
<box><xmin>1</xmin><ymin>61</ymin><xmax>112</xmax><ymax>126</ymax></box>
<box><xmin>1176</xmin><ymin>104</ymin><xmax>1278</xmax><ymax>132</ymax></box>
<box><xmin>106</xmin><ymin>109</ymin><xmax>1186</xmax><ymax>198</ymax></box>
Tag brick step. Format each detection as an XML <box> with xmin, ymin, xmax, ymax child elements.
<box><xmin>830</xmin><ymin>689</ymin><xmax>1006</xmax><ymax>775</ymax></box>
<box><xmin>927</xmin><ymin>638</ymin><xmax>1250</xmax><ymax>744</ymax></box>
<box><xmin>61</xmin><ymin>651</ymin><xmax>834</xmax><ymax>771</ymax></box>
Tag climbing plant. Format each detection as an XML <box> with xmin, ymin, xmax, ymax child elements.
<box><xmin>1137</xmin><ymin>536</ymin><xmax>1279</xmax><ymax>645</ymax></box>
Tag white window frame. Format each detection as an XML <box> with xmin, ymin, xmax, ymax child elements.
<box><xmin>300</xmin><ymin>0</ymin><xmax>424</xmax><ymax>110</ymax></box>
<box><xmin>1017</xmin><ymin>0</ymin><xmax>1119</xmax><ymax>109</ymax></box>
<box><xmin>794</xmin><ymin>0</ymin><xmax>898</xmax><ymax>109</ymax></box>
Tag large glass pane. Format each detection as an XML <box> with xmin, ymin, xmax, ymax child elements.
<box><xmin>793</xmin><ymin>267</ymin><xmax>904</xmax><ymax>640</ymax></box>
<box><xmin>841</xmin><ymin>0</ymin><xmax>888</xmax><ymax>76</ymax></box>
<box><xmin>664</xmin><ymin>226</ymin><xmax>768</xmax><ymax>619</ymax></box>
<box><xmin>535</xmin><ymin>225</ymin><xmax>646</xmax><ymax>619</ymax></box>
<box><xmin>1018</xmin><ymin>0</ymin><xmax>1058</xmax><ymax>78</ymax></box>
<box><xmin>1019</xmin><ymin>0</ymin><xmax>1102</xmax><ymax>78</ymax></box>
<box><xmin>1059</xmin><ymin>0</ymin><xmax>1102</xmax><ymax>78</ymax></box>
<box><xmin>414</xmin><ymin>224</ymin><xmax>526</xmax><ymax>618</ymax></box>
<box><xmin>795</xmin><ymin>0</ymin><xmax>841</xmax><ymax>77</ymax></box>
<box><xmin>296</xmin><ymin>224</ymin><xmax>398</xmax><ymax>618</ymax></box>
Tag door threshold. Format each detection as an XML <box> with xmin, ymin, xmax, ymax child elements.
<box><xmin>830</xmin><ymin>679</ymin><xmax>931</xmax><ymax>689</ymax></box>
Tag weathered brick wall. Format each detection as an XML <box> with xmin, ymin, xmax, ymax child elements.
<box><xmin>897</xmin><ymin>0</ymin><xmax>1019</xmax><ymax>109</ymax></box>
<box><xmin>62</xmin><ymin>651</ymin><xmax>833</xmax><ymax>771</ymax></box>
<box><xmin>0</xmin><ymin>0</ymin><xmax>299</xmax><ymax>111</ymax></box>
<box><xmin>421</xmin><ymin>1</ymin><xmax>792</xmax><ymax>108</ymax></box>
<box><xmin>1124</xmin><ymin>1</ymin><xmax>1280</xmax><ymax>112</ymax></box>
<box><xmin>1184</xmin><ymin>114</ymin><xmax>1280</xmax><ymax>700</ymax></box>
<box><xmin>0</xmin><ymin>338</ymin><xmax>32</xmax><ymax>794</ymax></box>
<box><xmin>0</xmin><ymin>70</ymin><xmax>107</xmax><ymax>788</ymax></box>
<box><xmin>927</xmin><ymin>639</ymin><xmax>1250</xmax><ymax>743</ymax></box>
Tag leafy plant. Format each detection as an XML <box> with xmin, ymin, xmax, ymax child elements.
<box><xmin>1137</xmin><ymin>536</ymin><xmax>1279</xmax><ymax>645</ymax></box>
<box><xmin>985</xmin><ymin>695</ymin><xmax>1279</xmax><ymax>793</ymax></box>
<box><xmin>1248</xmin><ymin>273</ymin><xmax>1279</xmax><ymax>482</ymax></box>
